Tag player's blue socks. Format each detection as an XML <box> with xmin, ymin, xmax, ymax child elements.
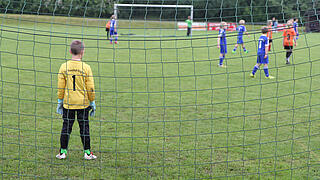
<box><xmin>219</xmin><ymin>56</ymin><xmax>224</xmax><ymax>65</ymax></box>
<box><xmin>115</xmin><ymin>36</ymin><xmax>118</xmax><ymax>42</ymax></box>
<box><xmin>263</xmin><ymin>67</ymin><xmax>269</xmax><ymax>77</ymax></box>
<box><xmin>233</xmin><ymin>47</ymin><xmax>237</xmax><ymax>52</ymax></box>
<box><xmin>243</xmin><ymin>47</ymin><xmax>247</xmax><ymax>52</ymax></box>
<box><xmin>252</xmin><ymin>65</ymin><xmax>259</xmax><ymax>75</ymax></box>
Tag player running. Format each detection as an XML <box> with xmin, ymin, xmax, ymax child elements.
<box><xmin>283</xmin><ymin>20</ymin><xmax>297</xmax><ymax>64</ymax></box>
<box><xmin>56</xmin><ymin>40</ymin><xmax>97</xmax><ymax>160</ymax></box>
<box><xmin>232</xmin><ymin>20</ymin><xmax>249</xmax><ymax>53</ymax></box>
<box><xmin>217</xmin><ymin>22</ymin><xmax>228</xmax><ymax>67</ymax></box>
<box><xmin>250</xmin><ymin>27</ymin><xmax>274</xmax><ymax>79</ymax></box>
<box><xmin>110</xmin><ymin>15</ymin><xmax>118</xmax><ymax>44</ymax></box>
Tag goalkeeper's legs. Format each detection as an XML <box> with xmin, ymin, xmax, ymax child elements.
<box><xmin>60</xmin><ymin>109</ymin><xmax>76</xmax><ymax>149</ymax></box>
<box><xmin>187</xmin><ymin>27</ymin><xmax>191</xmax><ymax>36</ymax></box>
<box><xmin>77</xmin><ymin>108</ymin><xmax>91</xmax><ymax>151</ymax></box>
<box><xmin>57</xmin><ymin>109</ymin><xmax>76</xmax><ymax>159</ymax></box>
<box><xmin>77</xmin><ymin>108</ymin><xmax>96</xmax><ymax>160</ymax></box>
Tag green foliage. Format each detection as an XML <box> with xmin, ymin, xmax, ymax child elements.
<box><xmin>0</xmin><ymin>0</ymin><xmax>319</xmax><ymax>22</ymax></box>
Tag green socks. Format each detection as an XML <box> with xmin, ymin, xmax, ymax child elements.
<box><xmin>60</xmin><ymin>149</ymin><xmax>91</xmax><ymax>155</ymax></box>
<box><xmin>84</xmin><ymin>149</ymin><xmax>91</xmax><ymax>155</ymax></box>
<box><xmin>60</xmin><ymin>149</ymin><xmax>67</xmax><ymax>154</ymax></box>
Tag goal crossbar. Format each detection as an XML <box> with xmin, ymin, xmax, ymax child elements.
<box><xmin>114</xmin><ymin>4</ymin><xmax>194</xmax><ymax>20</ymax></box>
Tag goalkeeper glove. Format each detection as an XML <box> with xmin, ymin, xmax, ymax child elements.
<box><xmin>89</xmin><ymin>101</ymin><xmax>96</xmax><ymax>117</ymax></box>
<box><xmin>57</xmin><ymin>99</ymin><xmax>64</xmax><ymax>115</ymax></box>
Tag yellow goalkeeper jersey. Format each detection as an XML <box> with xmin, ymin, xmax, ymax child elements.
<box><xmin>57</xmin><ymin>60</ymin><xmax>95</xmax><ymax>109</ymax></box>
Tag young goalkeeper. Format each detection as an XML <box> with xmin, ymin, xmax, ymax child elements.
<box><xmin>185</xmin><ymin>16</ymin><xmax>192</xmax><ymax>36</ymax></box>
<box><xmin>232</xmin><ymin>20</ymin><xmax>249</xmax><ymax>53</ymax></box>
<box><xmin>56</xmin><ymin>40</ymin><xmax>97</xmax><ymax>160</ymax></box>
<box><xmin>250</xmin><ymin>27</ymin><xmax>274</xmax><ymax>79</ymax></box>
<box><xmin>217</xmin><ymin>22</ymin><xmax>228</xmax><ymax>67</ymax></box>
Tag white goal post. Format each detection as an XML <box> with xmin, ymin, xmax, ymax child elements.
<box><xmin>114</xmin><ymin>4</ymin><xmax>194</xmax><ymax>20</ymax></box>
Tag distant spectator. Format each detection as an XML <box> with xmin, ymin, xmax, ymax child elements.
<box><xmin>272</xmin><ymin>17</ymin><xmax>278</xmax><ymax>32</ymax></box>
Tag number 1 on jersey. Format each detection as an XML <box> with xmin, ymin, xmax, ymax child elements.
<box><xmin>259</xmin><ymin>40</ymin><xmax>262</xmax><ymax>49</ymax></box>
<box><xmin>72</xmin><ymin>75</ymin><xmax>76</xmax><ymax>91</ymax></box>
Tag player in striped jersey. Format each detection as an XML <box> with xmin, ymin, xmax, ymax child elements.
<box><xmin>109</xmin><ymin>15</ymin><xmax>118</xmax><ymax>44</ymax></box>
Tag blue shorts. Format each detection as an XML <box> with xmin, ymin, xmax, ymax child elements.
<box><xmin>257</xmin><ymin>55</ymin><xmax>269</xmax><ymax>64</ymax></box>
<box><xmin>110</xmin><ymin>29</ymin><xmax>118</xmax><ymax>36</ymax></box>
<box><xmin>237</xmin><ymin>37</ymin><xmax>243</xmax><ymax>44</ymax></box>
<box><xmin>220</xmin><ymin>44</ymin><xmax>227</xmax><ymax>54</ymax></box>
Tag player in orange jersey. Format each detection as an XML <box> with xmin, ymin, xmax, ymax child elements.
<box><xmin>106</xmin><ymin>17</ymin><xmax>111</xmax><ymax>40</ymax></box>
<box><xmin>266</xmin><ymin>20</ymin><xmax>273</xmax><ymax>51</ymax></box>
<box><xmin>283</xmin><ymin>20</ymin><xmax>297</xmax><ymax>64</ymax></box>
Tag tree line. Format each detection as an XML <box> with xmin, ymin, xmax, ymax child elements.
<box><xmin>0</xmin><ymin>0</ymin><xmax>319</xmax><ymax>23</ymax></box>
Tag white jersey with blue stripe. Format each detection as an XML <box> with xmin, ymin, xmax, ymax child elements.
<box><xmin>110</xmin><ymin>19</ymin><xmax>117</xmax><ymax>30</ymax></box>
<box><xmin>293</xmin><ymin>22</ymin><xmax>298</xmax><ymax>33</ymax></box>
<box><xmin>219</xmin><ymin>28</ymin><xmax>227</xmax><ymax>44</ymax></box>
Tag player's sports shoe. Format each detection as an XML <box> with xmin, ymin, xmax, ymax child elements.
<box><xmin>218</xmin><ymin>64</ymin><xmax>226</xmax><ymax>68</ymax></box>
<box><xmin>110</xmin><ymin>41</ymin><xmax>112</xmax><ymax>44</ymax></box>
<box><xmin>244</xmin><ymin>50</ymin><xmax>249</xmax><ymax>53</ymax></box>
<box><xmin>56</xmin><ymin>153</ymin><xmax>66</xmax><ymax>159</ymax></box>
<box><xmin>265</xmin><ymin>76</ymin><xmax>275</xmax><ymax>79</ymax></box>
<box><xmin>250</xmin><ymin>73</ymin><xmax>255</xmax><ymax>78</ymax></box>
<box><xmin>115</xmin><ymin>41</ymin><xmax>118</xmax><ymax>44</ymax></box>
<box><xmin>286</xmin><ymin>60</ymin><xmax>290</xmax><ymax>64</ymax></box>
<box><xmin>84</xmin><ymin>152</ymin><xmax>97</xmax><ymax>160</ymax></box>
<box><xmin>232</xmin><ymin>50</ymin><xmax>236</xmax><ymax>54</ymax></box>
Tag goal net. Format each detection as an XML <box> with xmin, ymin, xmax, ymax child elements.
<box><xmin>0</xmin><ymin>0</ymin><xmax>319</xmax><ymax>179</ymax></box>
<box><xmin>114</xmin><ymin>3</ymin><xmax>194</xmax><ymax>36</ymax></box>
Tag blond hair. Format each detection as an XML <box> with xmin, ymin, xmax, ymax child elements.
<box><xmin>220</xmin><ymin>21</ymin><xmax>227</xmax><ymax>28</ymax></box>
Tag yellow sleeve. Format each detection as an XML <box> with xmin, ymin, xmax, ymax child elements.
<box><xmin>57</xmin><ymin>64</ymin><xmax>66</xmax><ymax>100</ymax></box>
<box><xmin>86</xmin><ymin>65</ymin><xmax>95</xmax><ymax>102</ymax></box>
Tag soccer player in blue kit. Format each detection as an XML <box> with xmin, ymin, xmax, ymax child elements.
<box><xmin>293</xmin><ymin>18</ymin><xmax>299</xmax><ymax>40</ymax></box>
<box><xmin>250</xmin><ymin>27</ymin><xmax>274</xmax><ymax>79</ymax></box>
<box><xmin>232</xmin><ymin>20</ymin><xmax>249</xmax><ymax>53</ymax></box>
<box><xmin>109</xmin><ymin>15</ymin><xmax>118</xmax><ymax>44</ymax></box>
<box><xmin>217</xmin><ymin>22</ymin><xmax>228</xmax><ymax>67</ymax></box>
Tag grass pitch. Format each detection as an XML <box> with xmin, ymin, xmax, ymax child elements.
<box><xmin>0</xmin><ymin>14</ymin><xmax>319</xmax><ymax>179</ymax></box>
